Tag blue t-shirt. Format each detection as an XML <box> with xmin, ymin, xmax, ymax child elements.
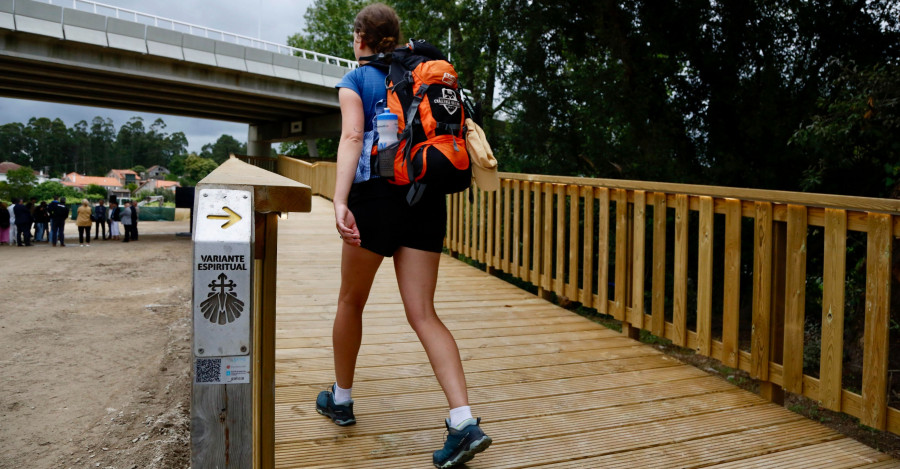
<box><xmin>336</xmin><ymin>64</ymin><xmax>388</xmax><ymax>182</ymax></box>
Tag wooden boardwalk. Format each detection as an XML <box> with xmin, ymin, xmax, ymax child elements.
<box><xmin>273</xmin><ymin>197</ymin><xmax>897</xmax><ymax>468</ymax></box>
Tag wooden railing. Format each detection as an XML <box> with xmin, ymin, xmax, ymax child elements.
<box><xmin>230</xmin><ymin>154</ymin><xmax>279</xmax><ymax>173</ymax></box>
<box><xmin>270</xmin><ymin>155</ymin><xmax>899</xmax><ymax>437</ymax></box>
<box><xmin>276</xmin><ymin>155</ymin><xmax>336</xmax><ymax>200</ymax></box>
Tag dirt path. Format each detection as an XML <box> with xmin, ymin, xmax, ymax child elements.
<box><xmin>0</xmin><ymin>220</ymin><xmax>192</xmax><ymax>469</ymax></box>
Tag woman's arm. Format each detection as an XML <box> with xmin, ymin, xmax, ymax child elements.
<box><xmin>333</xmin><ymin>87</ymin><xmax>366</xmax><ymax>245</ymax></box>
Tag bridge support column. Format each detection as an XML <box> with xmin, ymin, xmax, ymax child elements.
<box><xmin>248</xmin><ymin>125</ymin><xmax>272</xmax><ymax>158</ymax></box>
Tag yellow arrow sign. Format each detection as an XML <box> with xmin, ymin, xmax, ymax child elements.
<box><xmin>207</xmin><ymin>206</ymin><xmax>242</xmax><ymax>229</ymax></box>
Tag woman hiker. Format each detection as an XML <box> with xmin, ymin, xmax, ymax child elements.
<box><xmin>314</xmin><ymin>4</ymin><xmax>492</xmax><ymax>468</ymax></box>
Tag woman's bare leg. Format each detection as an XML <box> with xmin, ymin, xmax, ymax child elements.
<box><xmin>393</xmin><ymin>247</ymin><xmax>468</xmax><ymax>408</ymax></box>
<box><xmin>333</xmin><ymin>242</ymin><xmax>384</xmax><ymax>389</ymax></box>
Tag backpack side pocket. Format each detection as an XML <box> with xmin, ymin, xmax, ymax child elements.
<box><xmin>375</xmin><ymin>140</ymin><xmax>400</xmax><ymax>179</ymax></box>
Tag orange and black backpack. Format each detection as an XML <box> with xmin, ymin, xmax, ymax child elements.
<box><xmin>371</xmin><ymin>39</ymin><xmax>471</xmax><ymax>205</ymax></box>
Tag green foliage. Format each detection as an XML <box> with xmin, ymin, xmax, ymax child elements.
<box><xmin>286</xmin><ymin>0</ymin><xmax>364</xmax><ymax>60</ymax></box>
<box><xmin>131</xmin><ymin>165</ymin><xmax>147</xmax><ymax>175</ymax></box>
<box><xmin>168</xmin><ymin>153</ymin><xmax>186</xmax><ymax>176</ymax></box>
<box><xmin>28</xmin><ymin>181</ymin><xmax>79</xmax><ymax>202</ymax></box>
<box><xmin>6</xmin><ymin>166</ymin><xmax>37</xmax><ymax>199</ymax></box>
<box><xmin>279</xmin><ymin>138</ymin><xmax>339</xmax><ymax>159</ymax></box>
<box><xmin>84</xmin><ymin>183</ymin><xmax>108</xmax><ymax>199</ymax></box>
<box><xmin>791</xmin><ymin>63</ymin><xmax>900</xmax><ymax>197</ymax></box>
<box><xmin>500</xmin><ymin>0</ymin><xmax>900</xmax><ymax>195</ymax></box>
<box><xmin>182</xmin><ymin>155</ymin><xmax>220</xmax><ymax>185</ymax></box>
<box><xmin>200</xmin><ymin>134</ymin><xmax>247</xmax><ymax>164</ymax></box>
<box><xmin>125</xmin><ymin>182</ymin><xmax>138</xmax><ymax>194</ymax></box>
<box><xmin>154</xmin><ymin>188</ymin><xmax>176</xmax><ymax>203</ymax></box>
<box><xmin>1</xmin><ymin>115</ymin><xmax>212</xmax><ymax>178</ymax></box>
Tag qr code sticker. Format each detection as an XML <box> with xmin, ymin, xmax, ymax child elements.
<box><xmin>195</xmin><ymin>358</ymin><xmax>221</xmax><ymax>383</ymax></box>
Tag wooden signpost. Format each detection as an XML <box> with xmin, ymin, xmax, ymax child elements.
<box><xmin>190</xmin><ymin>157</ymin><xmax>310</xmax><ymax>469</ymax></box>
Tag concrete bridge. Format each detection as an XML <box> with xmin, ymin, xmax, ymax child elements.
<box><xmin>0</xmin><ymin>0</ymin><xmax>353</xmax><ymax>156</ymax></box>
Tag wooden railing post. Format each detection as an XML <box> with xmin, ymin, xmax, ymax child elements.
<box><xmin>760</xmin><ymin>220</ymin><xmax>786</xmax><ymax>405</ymax></box>
<box><xmin>191</xmin><ymin>158</ymin><xmax>310</xmax><ymax>469</ymax></box>
<box><xmin>252</xmin><ymin>212</ymin><xmax>278</xmax><ymax>469</ymax></box>
<box><xmin>751</xmin><ymin>202</ymin><xmax>773</xmax><ymax>382</ymax></box>
<box><xmin>862</xmin><ymin>213</ymin><xmax>892</xmax><ymax>430</ymax></box>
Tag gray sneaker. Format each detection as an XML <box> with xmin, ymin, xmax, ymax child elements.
<box><xmin>315</xmin><ymin>385</ymin><xmax>356</xmax><ymax>426</ymax></box>
<box><xmin>432</xmin><ymin>417</ymin><xmax>492</xmax><ymax>468</ymax></box>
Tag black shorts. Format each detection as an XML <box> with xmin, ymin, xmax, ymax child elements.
<box><xmin>347</xmin><ymin>178</ymin><xmax>446</xmax><ymax>257</ymax></box>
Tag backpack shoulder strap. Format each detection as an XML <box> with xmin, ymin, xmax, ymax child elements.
<box><xmin>358</xmin><ymin>52</ymin><xmax>391</xmax><ymax>71</ymax></box>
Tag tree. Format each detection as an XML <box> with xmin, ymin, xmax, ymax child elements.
<box><xmin>168</xmin><ymin>153</ymin><xmax>187</xmax><ymax>177</ymax></box>
<box><xmin>153</xmin><ymin>187</ymin><xmax>176</xmax><ymax>203</ymax></box>
<box><xmin>182</xmin><ymin>154</ymin><xmax>219</xmax><ymax>185</ymax></box>
<box><xmin>116</xmin><ymin>117</ymin><xmax>147</xmax><ymax>169</ymax></box>
<box><xmin>165</xmin><ymin>132</ymin><xmax>188</xmax><ymax>166</ymax></box>
<box><xmin>89</xmin><ymin>116</ymin><xmax>117</xmax><ymax>174</ymax></box>
<box><xmin>286</xmin><ymin>0</ymin><xmax>364</xmax><ymax>59</ymax></box>
<box><xmin>200</xmin><ymin>135</ymin><xmax>246</xmax><ymax>164</ymax></box>
<box><xmin>84</xmin><ymin>183</ymin><xmax>108</xmax><ymax>199</ymax></box>
<box><xmin>6</xmin><ymin>166</ymin><xmax>38</xmax><ymax>200</ymax></box>
<box><xmin>278</xmin><ymin>138</ymin><xmax>339</xmax><ymax>159</ymax></box>
<box><xmin>29</xmin><ymin>181</ymin><xmax>79</xmax><ymax>202</ymax></box>
<box><xmin>791</xmin><ymin>62</ymin><xmax>900</xmax><ymax>197</ymax></box>
<box><xmin>499</xmin><ymin>0</ymin><xmax>900</xmax><ymax>193</ymax></box>
<box><xmin>69</xmin><ymin>120</ymin><xmax>91</xmax><ymax>175</ymax></box>
<box><xmin>22</xmin><ymin>117</ymin><xmax>69</xmax><ymax>176</ymax></box>
<box><xmin>0</xmin><ymin>122</ymin><xmax>27</xmax><ymax>164</ymax></box>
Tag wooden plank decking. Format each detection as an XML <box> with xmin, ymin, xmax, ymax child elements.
<box><xmin>273</xmin><ymin>197</ymin><xmax>898</xmax><ymax>468</ymax></box>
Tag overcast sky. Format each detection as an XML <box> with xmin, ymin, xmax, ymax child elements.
<box><xmin>0</xmin><ymin>0</ymin><xmax>316</xmax><ymax>153</ymax></box>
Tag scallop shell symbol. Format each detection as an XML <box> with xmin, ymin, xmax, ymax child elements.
<box><xmin>200</xmin><ymin>273</ymin><xmax>244</xmax><ymax>324</ymax></box>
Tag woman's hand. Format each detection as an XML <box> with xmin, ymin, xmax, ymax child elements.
<box><xmin>335</xmin><ymin>203</ymin><xmax>361</xmax><ymax>246</ymax></box>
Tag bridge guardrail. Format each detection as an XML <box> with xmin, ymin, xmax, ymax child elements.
<box><xmin>26</xmin><ymin>0</ymin><xmax>356</xmax><ymax>68</ymax></box>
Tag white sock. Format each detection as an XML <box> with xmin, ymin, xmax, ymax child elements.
<box><xmin>449</xmin><ymin>406</ymin><xmax>473</xmax><ymax>428</ymax></box>
<box><xmin>333</xmin><ymin>382</ymin><xmax>352</xmax><ymax>404</ymax></box>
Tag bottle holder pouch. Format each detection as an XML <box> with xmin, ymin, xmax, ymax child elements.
<box><xmin>375</xmin><ymin>141</ymin><xmax>401</xmax><ymax>178</ymax></box>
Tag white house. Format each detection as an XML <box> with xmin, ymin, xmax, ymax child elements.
<box><xmin>0</xmin><ymin>161</ymin><xmax>49</xmax><ymax>183</ymax></box>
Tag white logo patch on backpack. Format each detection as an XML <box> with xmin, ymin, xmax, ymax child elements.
<box><xmin>434</xmin><ymin>88</ymin><xmax>460</xmax><ymax>115</ymax></box>
<box><xmin>442</xmin><ymin>72</ymin><xmax>457</xmax><ymax>86</ymax></box>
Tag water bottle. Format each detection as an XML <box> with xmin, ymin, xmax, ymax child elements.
<box><xmin>376</xmin><ymin>109</ymin><xmax>399</xmax><ymax>149</ymax></box>
<box><xmin>375</xmin><ymin>109</ymin><xmax>398</xmax><ymax>177</ymax></box>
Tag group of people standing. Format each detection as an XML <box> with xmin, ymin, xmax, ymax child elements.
<box><xmin>0</xmin><ymin>196</ymin><xmax>140</xmax><ymax>247</ymax></box>
<box><xmin>73</xmin><ymin>198</ymin><xmax>140</xmax><ymax>246</ymax></box>
<box><xmin>0</xmin><ymin>197</ymin><xmax>60</xmax><ymax>246</ymax></box>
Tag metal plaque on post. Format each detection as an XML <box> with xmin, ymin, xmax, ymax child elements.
<box><xmin>192</xmin><ymin>187</ymin><xmax>253</xmax><ymax>360</ymax></box>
